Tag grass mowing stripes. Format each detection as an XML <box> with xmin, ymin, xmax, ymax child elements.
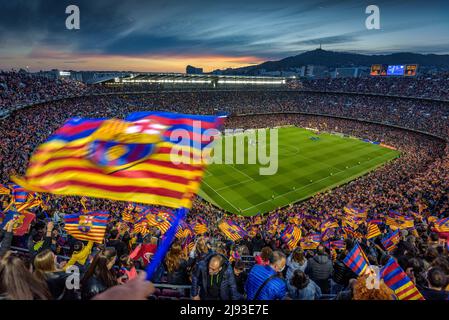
<box><xmin>198</xmin><ymin>127</ymin><xmax>400</xmax><ymax>216</ymax></box>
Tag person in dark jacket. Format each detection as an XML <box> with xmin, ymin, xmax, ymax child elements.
<box><xmin>233</xmin><ymin>260</ymin><xmax>247</xmax><ymax>298</ymax></box>
<box><xmin>191</xmin><ymin>252</ymin><xmax>240</xmax><ymax>300</ymax></box>
<box><xmin>0</xmin><ymin>221</ymin><xmax>14</xmax><ymax>257</ymax></box>
<box><xmin>251</xmin><ymin>234</ymin><xmax>265</xmax><ymax>253</ymax></box>
<box><xmin>331</xmin><ymin>252</ymin><xmax>356</xmax><ymax>294</ymax></box>
<box><xmin>419</xmin><ymin>267</ymin><xmax>449</xmax><ymax>300</ymax></box>
<box><xmin>288</xmin><ymin>270</ymin><xmax>322</xmax><ymax>300</ymax></box>
<box><xmin>106</xmin><ymin>229</ymin><xmax>128</xmax><ymax>259</ymax></box>
<box><xmin>164</xmin><ymin>242</ymin><xmax>190</xmax><ymax>285</ymax></box>
<box><xmin>34</xmin><ymin>249</ymin><xmax>79</xmax><ymax>300</ymax></box>
<box><xmin>27</xmin><ymin>221</ymin><xmax>54</xmax><ymax>260</ymax></box>
<box><xmin>305</xmin><ymin>245</ymin><xmax>333</xmax><ymax>294</ymax></box>
<box><xmin>81</xmin><ymin>247</ymin><xmax>117</xmax><ymax>300</ymax></box>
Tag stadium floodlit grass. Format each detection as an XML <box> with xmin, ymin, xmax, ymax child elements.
<box><xmin>198</xmin><ymin>126</ymin><xmax>400</xmax><ymax>217</ymax></box>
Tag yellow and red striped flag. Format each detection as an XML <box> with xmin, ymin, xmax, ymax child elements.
<box><xmin>12</xmin><ymin>112</ymin><xmax>223</xmax><ymax>209</ymax></box>
<box><xmin>64</xmin><ymin>211</ymin><xmax>109</xmax><ymax>243</ymax></box>
<box><xmin>366</xmin><ymin>223</ymin><xmax>382</xmax><ymax>239</ymax></box>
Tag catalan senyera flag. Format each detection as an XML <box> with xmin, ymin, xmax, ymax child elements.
<box><xmin>343</xmin><ymin>243</ymin><xmax>369</xmax><ymax>276</ymax></box>
<box><xmin>218</xmin><ymin>219</ymin><xmax>247</xmax><ymax>242</ymax></box>
<box><xmin>381</xmin><ymin>257</ymin><xmax>425</xmax><ymax>300</ymax></box>
<box><xmin>366</xmin><ymin>223</ymin><xmax>382</xmax><ymax>239</ymax></box>
<box><xmin>64</xmin><ymin>211</ymin><xmax>109</xmax><ymax>243</ymax></box>
<box><xmin>281</xmin><ymin>225</ymin><xmax>302</xmax><ymax>250</ymax></box>
<box><xmin>12</xmin><ymin>112</ymin><xmax>223</xmax><ymax>209</ymax></box>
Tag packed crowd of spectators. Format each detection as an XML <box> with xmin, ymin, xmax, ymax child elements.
<box><xmin>0</xmin><ymin>71</ymin><xmax>89</xmax><ymax>112</ymax></box>
<box><xmin>301</xmin><ymin>73</ymin><xmax>449</xmax><ymax>101</ymax></box>
<box><xmin>0</xmin><ymin>82</ymin><xmax>448</xmax><ymax>300</ymax></box>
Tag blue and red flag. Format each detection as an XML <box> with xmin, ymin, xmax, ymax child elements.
<box><xmin>381</xmin><ymin>257</ymin><xmax>425</xmax><ymax>300</ymax></box>
<box><xmin>343</xmin><ymin>242</ymin><xmax>369</xmax><ymax>276</ymax></box>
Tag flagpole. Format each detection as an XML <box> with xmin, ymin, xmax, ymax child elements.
<box><xmin>145</xmin><ymin>207</ymin><xmax>188</xmax><ymax>281</ymax></box>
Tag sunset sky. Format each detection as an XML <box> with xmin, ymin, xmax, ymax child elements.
<box><xmin>1</xmin><ymin>0</ymin><xmax>448</xmax><ymax>72</ymax></box>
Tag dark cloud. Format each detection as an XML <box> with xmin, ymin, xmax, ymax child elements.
<box><xmin>0</xmin><ymin>0</ymin><xmax>448</xmax><ymax>69</ymax></box>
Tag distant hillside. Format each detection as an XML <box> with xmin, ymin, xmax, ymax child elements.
<box><xmin>212</xmin><ymin>49</ymin><xmax>449</xmax><ymax>75</ymax></box>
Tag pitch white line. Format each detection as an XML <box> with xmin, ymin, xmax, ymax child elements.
<box><xmin>201</xmin><ymin>180</ymin><xmax>241</xmax><ymax>212</ymax></box>
<box><xmin>215</xmin><ymin>178</ymin><xmax>254</xmax><ymax>191</ymax></box>
<box><xmin>241</xmin><ymin>150</ymin><xmax>397</xmax><ymax>213</ymax></box>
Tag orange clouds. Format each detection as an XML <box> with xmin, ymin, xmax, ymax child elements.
<box><xmin>3</xmin><ymin>48</ymin><xmax>264</xmax><ymax>73</ymax></box>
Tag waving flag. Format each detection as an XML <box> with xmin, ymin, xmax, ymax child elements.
<box><xmin>12</xmin><ymin>112</ymin><xmax>223</xmax><ymax>209</ymax></box>
<box><xmin>192</xmin><ymin>217</ymin><xmax>208</xmax><ymax>235</ymax></box>
<box><xmin>320</xmin><ymin>218</ymin><xmax>339</xmax><ymax>233</ymax></box>
<box><xmin>0</xmin><ymin>210</ymin><xmax>36</xmax><ymax>236</ymax></box>
<box><xmin>366</xmin><ymin>223</ymin><xmax>382</xmax><ymax>239</ymax></box>
<box><xmin>143</xmin><ymin>208</ymin><xmax>176</xmax><ymax>234</ymax></box>
<box><xmin>0</xmin><ymin>184</ymin><xmax>10</xmax><ymax>195</ymax></box>
<box><xmin>381</xmin><ymin>229</ymin><xmax>400</xmax><ymax>252</ymax></box>
<box><xmin>434</xmin><ymin>217</ymin><xmax>449</xmax><ymax>233</ymax></box>
<box><xmin>64</xmin><ymin>211</ymin><xmax>109</xmax><ymax>243</ymax></box>
<box><xmin>343</xmin><ymin>243</ymin><xmax>369</xmax><ymax>276</ymax></box>
<box><xmin>381</xmin><ymin>257</ymin><xmax>425</xmax><ymax>300</ymax></box>
<box><xmin>11</xmin><ymin>184</ymin><xmax>29</xmax><ymax>204</ymax></box>
<box><xmin>281</xmin><ymin>225</ymin><xmax>302</xmax><ymax>250</ymax></box>
<box><xmin>300</xmin><ymin>233</ymin><xmax>320</xmax><ymax>250</ymax></box>
<box><xmin>176</xmin><ymin>220</ymin><xmax>193</xmax><ymax>239</ymax></box>
<box><xmin>218</xmin><ymin>219</ymin><xmax>247</xmax><ymax>242</ymax></box>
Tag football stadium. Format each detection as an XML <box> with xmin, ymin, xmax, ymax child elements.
<box><xmin>0</xmin><ymin>0</ymin><xmax>448</xmax><ymax>308</ymax></box>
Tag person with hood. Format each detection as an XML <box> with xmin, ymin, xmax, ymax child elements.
<box><xmin>304</xmin><ymin>245</ymin><xmax>333</xmax><ymax>294</ymax></box>
<box><xmin>191</xmin><ymin>252</ymin><xmax>240</xmax><ymax>300</ymax></box>
<box><xmin>288</xmin><ymin>269</ymin><xmax>322</xmax><ymax>300</ymax></box>
<box><xmin>286</xmin><ymin>248</ymin><xmax>307</xmax><ymax>282</ymax></box>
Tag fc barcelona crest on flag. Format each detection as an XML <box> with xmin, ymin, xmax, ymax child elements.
<box><xmin>78</xmin><ymin>214</ymin><xmax>94</xmax><ymax>233</ymax></box>
<box><xmin>87</xmin><ymin>119</ymin><xmax>167</xmax><ymax>172</ymax></box>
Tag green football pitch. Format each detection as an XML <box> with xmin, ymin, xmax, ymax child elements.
<box><xmin>198</xmin><ymin>126</ymin><xmax>400</xmax><ymax>217</ymax></box>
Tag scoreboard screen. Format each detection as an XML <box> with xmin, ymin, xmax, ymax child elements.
<box><xmin>370</xmin><ymin>64</ymin><xmax>388</xmax><ymax>76</ymax></box>
<box><xmin>371</xmin><ymin>64</ymin><xmax>418</xmax><ymax>76</ymax></box>
<box><xmin>387</xmin><ymin>65</ymin><xmax>405</xmax><ymax>76</ymax></box>
<box><xmin>405</xmin><ymin>64</ymin><xmax>418</xmax><ymax>76</ymax></box>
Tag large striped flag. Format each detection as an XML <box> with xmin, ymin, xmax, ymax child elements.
<box><xmin>343</xmin><ymin>243</ymin><xmax>369</xmax><ymax>276</ymax></box>
<box><xmin>218</xmin><ymin>219</ymin><xmax>247</xmax><ymax>242</ymax></box>
<box><xmin>281</xmin><ymin>225</ymin><xmax>302</xmax><ymax>250</ymax></box>
<box><xmin>381</xmin><ymin>257</ymin><xmax>425</xmax><ymax>300</ymax></box>
<box><xmin>366</xmin><ymin>223</ymin><xmax>382</xmax><ymax>239</ymax></box>
<box><xmin>12</xmin><ymin>112</ymin><xmax>223</xmax><ymax>209</ymax></box>
<box><xmin>64</xmin><ymin>211</ymin><xmax>109</xmax><ymax>243</ymax></box>
<box><xmin>381</xmin><ymin>229</ymin><xmax>400</xmax><ymax>252</ymax></box>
